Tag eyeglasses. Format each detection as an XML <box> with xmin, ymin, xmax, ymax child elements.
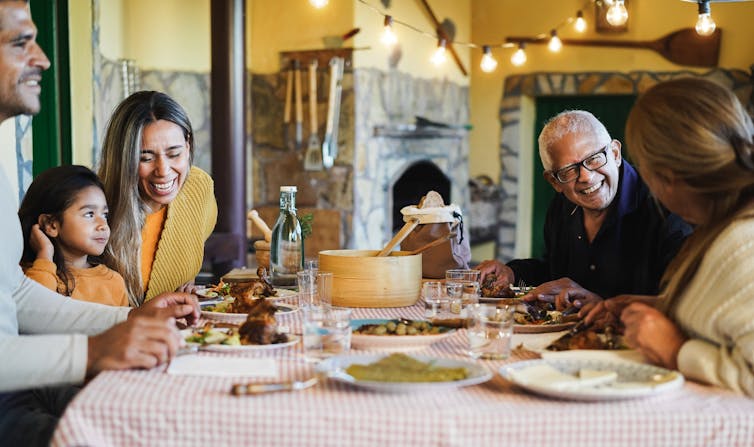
<box><xmin>551</xmin><ymin>145</ymin><xmax>610</xmax><ymax>183</ymax></box>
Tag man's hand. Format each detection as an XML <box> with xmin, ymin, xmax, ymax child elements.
<box><xmin>86</xmin><ymin>315</ymin><xmax>180</xmax><ymax>378</ymax></box>
<box><xmin>476</xmin><ymin>260</ymin><xmax>515</xmax><ymax>288</ymax></box>
<box><xmin>29</xmin><ymin>223</ymin><xmax>54</xmax><ymax>261</ymax></box>
<box><xmin>131</xmin><ymin>292</ymin><xmax>200</xmax><ymax>327</ymax></box>
<box><xmin>521</xmin><ymin>277</ymin><xmax>603</xmax><ymax>311</ymax></box>
<box><xmin>176</xmin><ymin>280</ymin><xmax>200</xmax><ymax>295</ymax></box>
<box><xmin>620</xmin><ymin>302</ymin><xmax>686</xmax><ymax>369</ymax></box>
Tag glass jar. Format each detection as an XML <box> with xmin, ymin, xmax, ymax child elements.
<box><xmin>270</xmin><ymin>186</ymin><xmax>304</xmax><ymax>286</ymax></box>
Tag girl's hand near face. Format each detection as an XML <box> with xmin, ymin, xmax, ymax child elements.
<box><xmin>29</xmin><ymin>223</ymin><xmax>55</xmax><ymax>261</ymax></box>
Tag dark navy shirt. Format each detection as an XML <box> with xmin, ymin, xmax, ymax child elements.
<box><xmin>507</xmin><ymin>162</ymin><xmax>692</xmax><ymax>298</ymax></box>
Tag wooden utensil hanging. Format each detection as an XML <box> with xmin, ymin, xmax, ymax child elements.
<box><xmin>506</xmin><ymin>28</ymin><xmax>721</xmax><ymax>67</ymax></box>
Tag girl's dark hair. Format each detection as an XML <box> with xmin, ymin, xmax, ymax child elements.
<box><xmin>18</xmin><ymin>165</ymin><xmax>106</xmax><ymax>296</ymax></box>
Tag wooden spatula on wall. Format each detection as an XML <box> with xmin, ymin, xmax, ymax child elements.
<box><xmin>507</xmin><ymin>28</ymin><xmax>721</xmax><ymax>67</ymax></box>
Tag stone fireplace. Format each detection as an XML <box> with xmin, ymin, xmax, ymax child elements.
<box><xmin>496</xmin><ymin>68</ymin><xmax>754</xmax><ymax>262</ymax></box>
<box><xmin>251</xmin><ymin>67</ymin><xmax>470</xmax><ymax>251</ymax></box>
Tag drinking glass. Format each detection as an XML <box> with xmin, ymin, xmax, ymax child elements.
<box><xmin>297</xmin><ymin>271</ymin><xmax>333</xmax><ymax>308</ymax></box>
<box><xmin>422</xmin><ymin>281</ymin><xmax>445</xmax><ymax>318</ymax></box>
<box><xmin>467</xmin><ymin>304</ymin><xmax>514</xmax><ymax>360</ymax></box>
<box><xmin>445</xmin><ymin>281</ymin><xmax>464</xmax><ymax>315</ymax></box>
<box><xmin>302</xmin><ymin>306</ymin><xmax>351</xmax><ymax>362</ymax></box>
<box><xmin>446</xmin><ymin>269</ymin><xmax>481</xmax><ymax>310</ymax></box>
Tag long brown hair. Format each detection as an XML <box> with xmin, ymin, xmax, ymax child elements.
<box><xmin>625</xmin><ymin>78</ymin><xmax>754</xmax><ymax>311</ymax></box>
<box><xmin>97</xmin><ymin>91</ymin><xmax>194</xmax><ymax>306</ymax></box>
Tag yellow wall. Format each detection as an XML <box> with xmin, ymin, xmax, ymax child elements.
<box><xmin>69</xmin><ymin>0</ymin><xmax>93</xmax><ymax>166</ymax></box>
<box><xmin>469</xmin><ymin>0</ymin><xmax>754</xmax><ymax>261</ymax></box>
<box><xmin>98</xmin><ymin>0</ymin><xmax>125</xmax><ymax>60</ymax></box>
<box><xmin>249</xmin><ymin>0</ymin><xmax>355</xmax><ymax>73</ymax></box>
<box><xmin>353</xmin><ymin>0</ymin><xmax>470</xmax><ymax>85</ymax></box>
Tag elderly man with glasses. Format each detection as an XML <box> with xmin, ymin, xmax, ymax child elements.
<box><xmin>478</xmin><ymin>110</ymin><xmax>692</xmax><ymax>309</ymax></box>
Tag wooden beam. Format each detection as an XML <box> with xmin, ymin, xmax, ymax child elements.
<box><xmin>417</xmin><ymin>0</ymin><xmax>467</xmax><ymax>77</ymax></box>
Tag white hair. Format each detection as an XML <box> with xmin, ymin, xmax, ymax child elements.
<box><xmin>538</xmin><ymin>110</ymin><xmax>612</xmax><ymax>171</ymax></box>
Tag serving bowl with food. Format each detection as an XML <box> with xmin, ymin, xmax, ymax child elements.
<box><xmin>350</xmin><ymin>318</ymin><xmax>456</xmax><ymax>351</ymax></box>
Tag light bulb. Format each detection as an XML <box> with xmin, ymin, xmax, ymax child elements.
<box><xmin>606</xmin><ymin>0</ymin><xmax>628</xmax><ymax>27</ymax></box>
<box><xmin>480</xmin><ymin>45</ymin><xmax>498</xmax><ymax>73</ymax></box>
<box><xmin>511</xmin><ymin>44</ymin><xmax>527</xmax><ymax>66</ymax></box>
<box><xmin>309</xmin><ymin>0</ymin><xmax>328</xmax><ymax>8</ymax></box>
<box><xmin>548</xmin><ymin>30</ymin><xmax>562</xmax><ymax>53</ymax></box>
<box><xmin>695</xmin><ymin>1</ymin><xmax>716</xmax><ymax>36</ymax></box>
<box><xmin>574</xmin><ymin>11</ymin><xmax>587</xmax><ymax>33</ymax></box>
<box><xmin>431</xmin><ymin>39</ymin><xmax>447</xmax><ymax>65</ymax></box>
<box><xmin>381</xmin><ymin>16</ymin><xmax>398</xmax><ymax>46</ymax></box>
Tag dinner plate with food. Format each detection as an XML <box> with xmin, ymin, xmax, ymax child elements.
<box><xmin>201</xmin><ymin>296</ymin><xmax>298</xmax><ymax>324</ymax></box>
<box><xmin>499</xmin><ymin>357</ymin><xmax>684</xmax><ymax>401</ymax></box>
<box><xmin>182</xmin><ymin>325</ymin><xmax>299</xmax><ymax>352</ymax></box>
<box><xmin>350</xmin><ymin>319</ymin><xmax>456</xmax><ymax>352</ymax></box>
<box><xmin>318</xmin><ymin>353</ymin><xmax>492</xmax><ymax>393</ymax></box>
<box><xmin>195</xmin><ymin>276</ymin><xmax>297</xmax><ymax>302</ymax></box>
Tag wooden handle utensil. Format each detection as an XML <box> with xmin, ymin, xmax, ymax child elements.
<box><xmin>248</xmin><ymin>210</ymin><xmax>272</xmax><ymax>243</ymax></box>
<box><xmin>376</xmin><ymin>218</ymin><xmax>420</xmax><ymax>257</ymax></box>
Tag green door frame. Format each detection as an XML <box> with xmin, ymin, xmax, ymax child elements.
<box><xmin>30</xmin><ymin>0</ymin><xmax>72</xmax><ymax>175</ymax></box>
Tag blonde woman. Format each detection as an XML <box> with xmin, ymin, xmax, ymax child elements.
<box><xmin>99</xmin><ymin>91</ymin><xmax>217</xmax><ymax>306</ymax></box>
<box><xmin>585</xmin><ymin>78</ymin><xmax>754</xmax><ymax>396</ymax></box>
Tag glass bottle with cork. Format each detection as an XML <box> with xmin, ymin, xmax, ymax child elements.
<box><xmin>270</xmin><ymin>186</ymin><xmax>304</xmax><ymax>286</ymax></box>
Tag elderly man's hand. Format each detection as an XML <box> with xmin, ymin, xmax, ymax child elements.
<box><xmin>476</xmin><ymin>260</ymin><xmax>515</xmax><ymax>288</ymax></box>
<box><xmin>130</xmin><ymin>292</ymin><xmax>200</xmax><ymax>327</ymax></box>
<box><xmin>620</xmin><ymin>302</ymin><xmax>686</xmax><ymax>369</ymax></box>
<box><xmin>521</xmin><ymin>277</ymin><xmax>603</xmax><ymax>311</ymax></box>
<box><xmin>85</xmin><ymin>315</ymin><xmax>180</xmax><ymax>379</ymax></box>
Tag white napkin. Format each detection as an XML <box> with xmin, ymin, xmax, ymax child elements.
<box><xmin>167</xmin><ymin>355</ymin><xmax>278</xmax><ymax>377</ymax></box>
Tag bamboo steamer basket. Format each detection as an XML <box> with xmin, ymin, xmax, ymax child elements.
<box><xmin>319</xmin><ymin>249</ymin><xmax>422</xmax><ymax>308</ymax></box>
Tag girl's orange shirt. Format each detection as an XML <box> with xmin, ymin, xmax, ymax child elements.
<box><xmin>140</xmin><ymin>206</ymin><xmax>167</xmax><ymax>290</ymax></box>
<box><xmin>24</xmin><ymin>259</ymin><xmax>128</xmax><ymax>306</ymax></box>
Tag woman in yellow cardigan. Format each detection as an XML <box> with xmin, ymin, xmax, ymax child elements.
<box><xmin>98</xmin><ymin>91</ymin><xmax>217</xmax><ymax>306</ymax></box>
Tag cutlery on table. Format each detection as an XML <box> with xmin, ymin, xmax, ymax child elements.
<box><xmin>231</xmin><ymin>376</ymin><xmax>320</xmax><ymax>396</ymax></box>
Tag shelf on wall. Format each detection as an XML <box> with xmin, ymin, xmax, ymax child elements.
<box><xmin>373</xmin><ymin>124</ymin><xmax>466</xmax><ymax>140</ymax></box>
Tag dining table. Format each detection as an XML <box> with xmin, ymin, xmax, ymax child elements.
<box><xmin>51</xmin><ymin>297</ymin><xmax>754</xmax><ymax>447</ymax></box>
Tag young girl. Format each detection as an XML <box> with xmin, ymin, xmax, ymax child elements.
<box><xmin>18</xmin><ymin>165</ymin><xmax>128</xmax><ymax>306</ymax></box>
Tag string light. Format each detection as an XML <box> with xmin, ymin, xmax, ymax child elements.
<box><xmin>695</xmin><ymin>0</ymin><xmax>716</xmax><ymax>36</ymax></box>
<box><xmin>574</xmin><ymin>10</ymin><xmax>587</xmax><ymax>33</ymax></box>
<box><xmin>548</xmin><ymin>29</ymin><xmax>563</xmax><ymax>52</ymax></box>
<box><xmin>381</xmin><ymin>15</ymin><xmax>398</xmax><ymax>46</ymax></box>
<box><xmin>480</xmin><ymin>45</ymin><xmax>498</xmax><ymax>72</ymax></box>
<box><xmin>431</xmin><ymin>38</ymin><xmax>447</xmax><ymax>65</ymax></box>
<box><xmin>606</xmin><ymin>0</ymin><xmax>628</xmax><ymax>26</ymax></box>
<box><xmin>511</xmin><ymin>43</ymin><xmax>527</xmax><ymax>66</ymax></box>
<box><xmin>309</xmin><ymin>0</ymin><xmax>328</xmax><ymax>8</ymax></box>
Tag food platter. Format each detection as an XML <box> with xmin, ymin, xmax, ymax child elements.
<box><xmin>200</xmin><ymin>302</ymin><xmax>298</xmax><ymax>324</ymax></box>
<box><xmin>499</xmin><ymin>358</ymin><xmax>684</xmax><ymax>401</ymax></box>
<box><xmin>514</xmin><ymin>321</ymin><xmax>577</xmax><ymax>334</ymax></box>
<box><xmin>181</xmin><ymin>328</ymin><xmax>298</xmax><ymax>352</ymax></box>
<box><xmin>195</xmin><ymin>287</ymin><xmax>296</xmax><ymax>301</ymax></box>
<box><xmin>318</xmin><ymin>354</ymin><xmax>492</xmax><ymax>393</ymax></box>
<box><xmin>350</xmin><ymin>319</ymin><xmax>456</xmax><ymax>352</ymax></box>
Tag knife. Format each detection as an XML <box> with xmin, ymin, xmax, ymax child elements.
<box><xmin>322</xmin><ymin>57</ymin><xmax>344</xmax><ymax>169</ymax></box>
<box><xmin>231</xmin><ymin>376</ymin><xmax>319</xmax><ymax>396</ymax></box>
<box><xmin>293</xmin><ymin>59</ymin><xmax>303</xmax><ymax>150</ymax></box>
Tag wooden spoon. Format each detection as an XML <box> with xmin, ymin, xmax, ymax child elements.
<box><xmin>247</xmin><ymin>210</ymin><xmax>272</xmax><ymax>243</ymax></box>
<box><xmin>375</xmin><ymin>218</ymin><xmax>420</xmax><ymax>257</ymax></box>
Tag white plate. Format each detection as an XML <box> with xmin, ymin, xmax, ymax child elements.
<box><xmin>499</xmin><ymin>358</ymin><xmax>684</xmax><ymax>401</ymax></box>
<box><xmin>181</xmin><ymin>329</ymin><xmax>299</xmax><ymax>352</ymax></box>
<box><xmin>514</xmin><ymin>321</ymin><xmax>577</xmax><ymax>334</ymax></box>
<box><xmin>195</xmin><ymin>287</ymin><xmax>297</xmax><ymax>301</ymax></box>
<box><xmin>317</xmin><ymin>354</ymin><xmax>492</xmax><ymax>393</ymax></box>
<box><xmin>201</xmin><ymin>303</ymin><xmax>299</xmax><ymax>324</ymax></box>
<box><xmin>350</xmin><ymin>319</ymin><xmax>456</xmax><ymax>352</ymax></box>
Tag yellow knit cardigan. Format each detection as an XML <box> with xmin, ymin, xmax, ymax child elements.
<box><xmin>144</xmin><ymin>166</ymin><xmax>217</xmax><ymax>302</ymax></box>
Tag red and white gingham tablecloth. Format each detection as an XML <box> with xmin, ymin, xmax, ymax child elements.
<box><xmin>51</xmin><ymin>303</ymin><xmax>754</xmax><ymax>447</ymax></box>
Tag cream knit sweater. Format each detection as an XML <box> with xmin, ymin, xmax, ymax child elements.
<box><xmin>674</xmin><ymin>217</ymin><xmax>754</xmax><ymax>396</ymax></box>
<box><xmin>144</xmin><ymin>166</ymin><xmax>217</xmax><ymax>302</ymax></box>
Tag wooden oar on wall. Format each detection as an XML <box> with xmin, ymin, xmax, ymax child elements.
<box><xmin>506</xmin><ymin>28</ymin><xmax>721</xmax><ymax>67</ymax></box>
